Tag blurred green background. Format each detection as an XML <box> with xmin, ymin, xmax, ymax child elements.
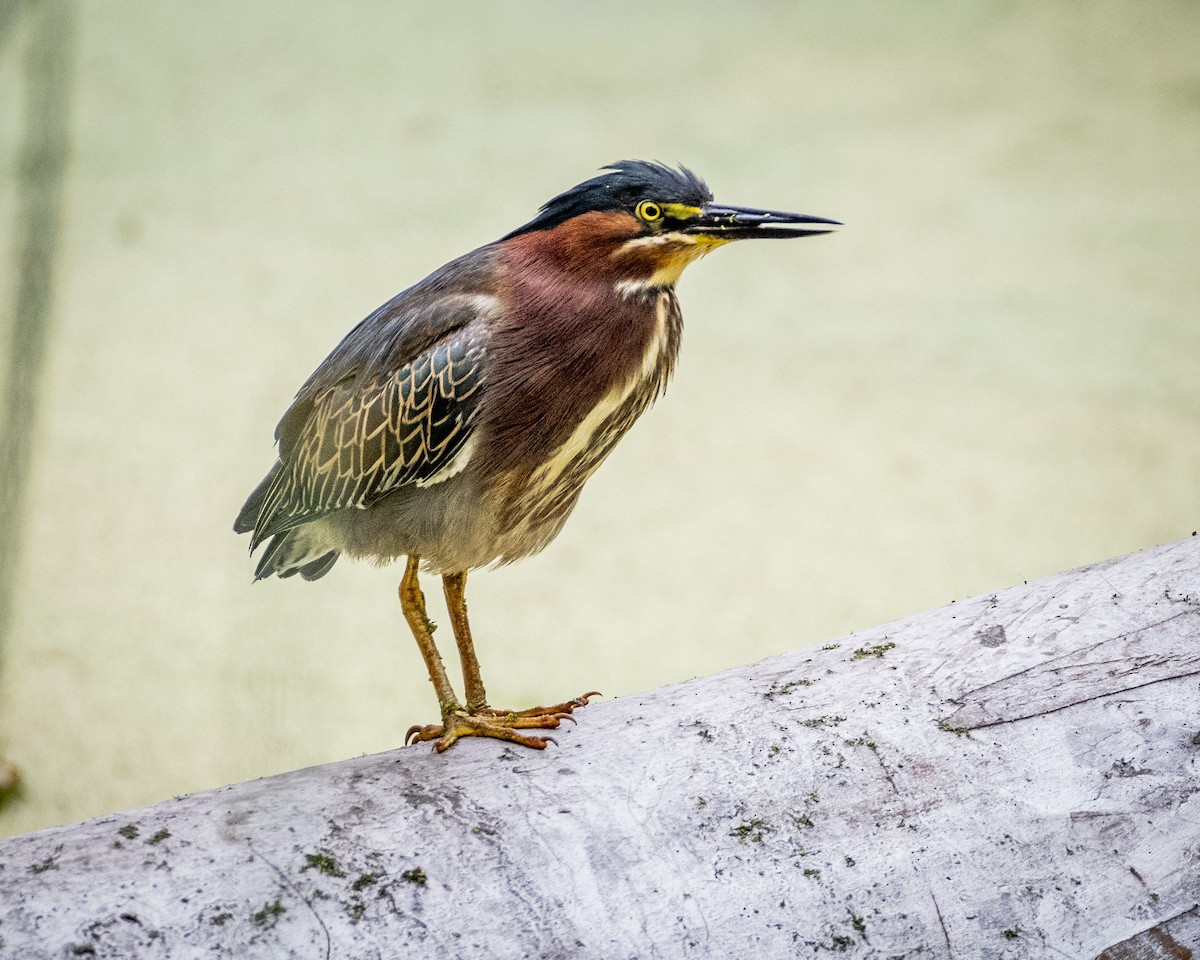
<box><xmin>1</xmin><ymin>0</ymin><xmax>1197</xmax><ymax>838</ymax></box>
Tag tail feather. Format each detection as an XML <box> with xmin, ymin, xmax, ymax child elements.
<box><xmin>238</xmin><ymin>462</ymin><xmax>339</xmax><ymax>581</ymax></box>
<box><xmin>297</xmin><ymin>551</ymin><xmax>339</xmax><ymax>581</ymax></box>
<box><xmin>234</xmin><ymin>464</ymin><xmax>280</xmax><ymax>535</ymax></box>
<box><xmin>253</xmin><ymin>529</ymin><xmax>339</xmax><ymax>581</ymax></box>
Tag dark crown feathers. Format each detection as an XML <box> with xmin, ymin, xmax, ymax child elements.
<box><xmin>503</xmin><ymin>160</ymin><xmax>712</xmax><ymax>239</ymax></box>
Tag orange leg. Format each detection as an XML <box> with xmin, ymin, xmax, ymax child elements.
<box><xmin>400</xmin><ymin>563</ymin><xmax>601</xmax><ymax>752</ymax></box>
<box><xmin>398</xmin><ymin>555</ymin><xmax>460</xmax><ymax>715</ymax></box>
<box><xmin>442</xmin><ymin>571</ymin><xmax>489</xmax><ymax>713</ymax></box>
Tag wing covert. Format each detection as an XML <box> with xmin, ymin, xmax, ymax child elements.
<box><xmin>251</xmin><ymin>325</ymin><xmax>487</xmax><ymax>545</ymax></box>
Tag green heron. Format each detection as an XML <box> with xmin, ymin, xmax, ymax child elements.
<box><xmin>235</xmin><ymin>160</ymin><xmax>837</xmax><ymax>752</ymax></box>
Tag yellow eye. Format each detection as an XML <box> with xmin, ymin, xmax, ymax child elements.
<box><xmin>636</xmin><ymin>200</ymin><xmax>662</xmax><ymax>222</ymax></box>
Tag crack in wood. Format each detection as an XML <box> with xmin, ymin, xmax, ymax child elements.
<box><xmin>1095</xmin><ymin>904</ymin><xmax>1199</xmax><ymax>960</ymax></box>
<box><xmin>946</xmin><ymin>609</ymin><xmax>1200</xmax><ymax>730</ymax></box>
<box><xmin>930</xmin><ymin>890</ymin><xmax>953</xmax><ymax>953</ymax></box>
<box><xmin>246</xmin><ymin>840</ymin><xmax>332</xmax><ymax>960</ymax></box>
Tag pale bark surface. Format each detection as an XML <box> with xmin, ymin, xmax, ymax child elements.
<box><xmin>1</xmin><ymin>538</ymin><xmax>1198</xmax><ymax>959</ymax></box>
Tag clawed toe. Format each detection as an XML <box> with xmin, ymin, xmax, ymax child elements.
<box><xmin>405</xmin><ymin>723</ymin><xmax>443</xmax><ymax>746</ymax></box>
<box><xmin>486</xmin><ymin>691</ymin><xmax>602</xmax><ymax>720</ymax></box>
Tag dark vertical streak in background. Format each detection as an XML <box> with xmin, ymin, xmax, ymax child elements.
<box><xmin>0</xmin><ymin>1</ymin><xmax>27</xmax><ymax>50</ymax></box>
<box><xmin>0</xmin><ymin>0</ymin><xmax>30</xmax><ymax>50</ymax></box>
<box><xmin>0</xmin><ymin>0</ymin><xmax>74</xmax><ymax>684</ymax></box>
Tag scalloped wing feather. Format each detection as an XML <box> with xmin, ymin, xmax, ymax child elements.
<box><xmin>250</xmin><ymin>328</ymin><xmax>487</xmax><ymax>546</ymax></box>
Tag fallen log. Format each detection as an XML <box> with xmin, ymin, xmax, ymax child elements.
<box><xmin>1</xmin><ymin>537</ymin><xmax>1198</xmax><ymax>958</ymax></box>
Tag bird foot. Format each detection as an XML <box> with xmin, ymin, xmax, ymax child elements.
<box><xmin>405</xmin><ymin>692</ymin><xmax>601</xmax><ymax>753</ymax></box>
<box><xmin>405</xmin><ymin>711</ymin><xmax>568</xmax><ymax>752</ymax></box>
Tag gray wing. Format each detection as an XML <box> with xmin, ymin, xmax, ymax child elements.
<box><xmin>245</xmin><ymin>294</ymin><xmax>492</xmax><ymax>549</ymax></box>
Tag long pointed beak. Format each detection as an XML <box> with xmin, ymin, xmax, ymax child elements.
<box><xmin>685</xmin><ymin>203</ymin><xmax>840</xmax><ymax>240</ymax></box>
